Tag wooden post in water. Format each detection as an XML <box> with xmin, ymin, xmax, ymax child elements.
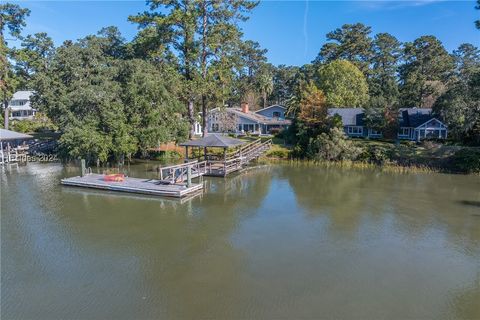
<box><xmin>187</xmin><ymin>165</ymin><xmax>192</xmax><ymax>187</ymax></box>
<box><xmin>80</xmin><ymin>159</ymin><xmax>86</xmax><ymax>177</ymax></box>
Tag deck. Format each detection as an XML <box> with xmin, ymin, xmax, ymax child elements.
<box><xmin>61</xmin><ymin>174</ymin><xmax>203</xmax><ymax>198</ymax></box>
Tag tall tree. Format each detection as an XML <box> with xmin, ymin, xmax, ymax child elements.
<box><xmin>0</xmin><ymin>3</ymin><xmax>30</xmax><ymax>129</ymax></box>
<box><xmin>130</xmin><ymin>0</ymin><xmax>258</xmax><ymax>137</ymax></box>
<box><xmin>270</xmin><ymin>65</ymin><xmax>299</xmax><ymax>105</ymax></box>
<box><xmin>233</xmin><ymin>39</ymin><xmax>268</xmax><ymax>108</ymax></box>
<box><xmin>452</xmin><ymin>43</ymin><xmax>480</xmax><ymax>82</ymax></box>
<box><xmin>315</xmin><ymin>23</ymin><xmax>373</xmax><ymax>76</ymax></box>
<box><xmin>434</xmin><ymin>71</ymin><xmax>480</xmax><ymax>144</ymax></box>
<box><xmin>399</xmin><ymin>35</ymin><xmax>454</xmax><ymax>108</ymax></box>
<box><xmin>256</xmin><ymin>63</ymin><xmax>273</xmax><ymax>108</ymax></box>
<box><xmin>369</xmin><ymin>33</ymin><xmax>401</xmax><ymax>104</ymax></box>
<box><xmin>13</xmin><ymin>32</ymin><xmax>54</xmax><ymax>88</ymax></box>
<box><xmin>317</xmin><ymin>60</ymin><xmax>369</xmax><ymax>107</ymax></box>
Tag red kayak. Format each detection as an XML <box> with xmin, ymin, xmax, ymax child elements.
<box><xmin>103</xmin><ymin>174</ymin><xmax>125</xmax><ymax>182</ymax></box>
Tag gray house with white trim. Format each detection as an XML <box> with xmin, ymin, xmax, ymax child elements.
<box><xmin>328</xmin><ymin>108</ymin><xmax>448</xmax><ymax>141</ymax></box>
<box><xmin>208</xmin><ymin>103</ymin><xmax>291</xmax><ymax>135</ymax></box>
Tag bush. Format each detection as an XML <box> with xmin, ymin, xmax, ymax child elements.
<box><xmin>10</xmin><ymin>113</ymin><xmax>58</xmax><ymax>133</ymax></box>
<box><xmin>269</xmin><ymin>127</ymin><xmax>282</xmax><ymax>136</ymax></box>
<box><xmin>265</xmin><ymin>146</ymin><xmax>291</xmax><ymax>159</ymax></box>
<box><xmin>450</xmin><ymin>149</ymin><xmax>480</xmax><ymax>173</ymax></box>
<box><xmin>359</xmin><ymin>144</ymin><xmax>392</xmax><ymax>165</ymax></box>
<box><xmin>314</xmin><ymin>127</ymin><xmax>364</xmax><ymax>161</ymax></box>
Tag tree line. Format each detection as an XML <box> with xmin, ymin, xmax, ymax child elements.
<box><xmin>1</xmin><ymin>1</ymin><xmax>479</xmax><ymax>164</ymax></box>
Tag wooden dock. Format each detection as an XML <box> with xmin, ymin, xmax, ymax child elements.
<box><xmin>61</xmin><ymin>173</ymin><xmax>203</xmax><ymax>198</ymax></box>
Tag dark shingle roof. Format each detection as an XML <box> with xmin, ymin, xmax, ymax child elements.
<box><xmin>399</xmin><ymin>108</ymin><xmax>435</xmax><ymax>127</ymax></box>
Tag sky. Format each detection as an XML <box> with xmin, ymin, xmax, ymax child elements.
<box><xmin>10</xmin><ymin>0</ymin><xmax>480</xmax><ymax>66</ymax></box>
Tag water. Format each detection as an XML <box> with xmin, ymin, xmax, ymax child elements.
<box><xmin>1</xmin><ymin>162</ymin><xmax>480</xmax><ymax>319</ymax></box>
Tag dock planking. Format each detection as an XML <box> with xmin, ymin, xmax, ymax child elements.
<box><xmin>61</xmin><ymin>173</ymin><xmax>203</xmax><ymax>198</ymax></box>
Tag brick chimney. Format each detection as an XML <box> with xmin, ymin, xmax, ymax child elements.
<box><xmin>241</xmin><ymin>102</ymin><xmax>249</xmax><ymax>113</ymax></box>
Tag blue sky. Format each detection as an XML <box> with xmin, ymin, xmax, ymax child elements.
<box><xmin>11</xmin><ymin>0</ymin><xmax>480</xmax><ymax>66</ymax></box>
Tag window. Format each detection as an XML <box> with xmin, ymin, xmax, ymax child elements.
<box><xmin>399</xmin><ymin>127</ymin><xmax>410</xmax><ymax>136</ymax></box>
<box><xmin>347</xmin><ymin>126</ymin><xmax>363</xmax><ymax>135</ymax></box>
<box><xmin>272</xmin><ymin>111</ymin><xmax>281</xmax><ymax>118</ymax></box>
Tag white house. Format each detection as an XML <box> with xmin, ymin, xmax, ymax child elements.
<box><xmin>207</xmin><ymin>103</ymin><xmax>291</xmax><ymax>135</ymax></box>
<box><xmin>9</xmin><ymin>91</ymin><xmax>36</xmax><ymax>120</ymax></box>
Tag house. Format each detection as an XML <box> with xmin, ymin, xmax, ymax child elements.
<box><xmin>398</xmin><ymin>108</ymin><xmax>448</xmax><ymax>141</ymax></box>
<box><xmin>328</xmin><ymin>107</ymin><xmax>448</xmax><ymax>141</ymax></box>
<box><xmin>8</xmin><ymin>91</ymin><xmax>36</xmax><ymax>120</ymax></box>
<box><xmin>207</xmin><ymin>103</ymin><xmax>291</xmax><ymax>135</ymax></box>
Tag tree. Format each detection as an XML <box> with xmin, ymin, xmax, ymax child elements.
<box><xmin>119</xmin><ymin>59</ymin><xmax>189</xmax><ymax>156</ymax></box>
<box><xmin>369</xmin><ymin>33</ymin><xmax>401</xmax><ymax>104</ymax></box>
<box><xmin>0</xmin><ymin>3</ymin><xmax>30</xmax><ymax>129</ymax></box>
<box><xmin>256</xmin><ymin>64</ymin><xmax>273</xmax><ymax>108</ymax></box>
<box><xmin>399</xmin><ymin>35</ymin><xmax>454</xmax><ymax>108</ymax></box>
<box><xmin>215</xmin><ymin>109</ymin><xmax>237</xmax><ymax>133</ymax></box>
<box><xmin>452</xmin><ymin>43</ymin><xmax>480</xmax><ymax>82</ymax></box>
<box><xmin>130</xmin><ymin>0</ymin><xmax>258</xmax><ymax>137</ymax></box>
<box><xmin>317</xmin><ymin>60</ymin><xmax>369</xmax><ymax>107</ymax></box>
<box><xmin>314</xmin><ymin>127</ymin><xmax>363</xmax><ymax>161</ymax></box>
<box><xmin>315</xmin><ymin>23</ymin><xmax>373</xmax><ymax>76</ymax></box>
<box><xmin>34</xmin><ymin>30</ymin><xmax>188</xmax><ymax>163</ymax></box>
<box><xmin>270</xmin><ymin>65</ymin><xmax>299</xmax><ymax>105</ymax></box>
<box><xmin>13</xmin><ymin>32</ymin><xmax>54</xmax><ymax>88</ymax></box>
<box><xmin>233</xmin><ymin>40</ymin><xmax>268</xmax><ymax>109</ymax></box>
<box><xmin>434</xmin><ymin>71</ymin><xmax>480</xmax><ymax>144</ymax></box>
<box><xmin>296</xmin><ymin>81</ymin><xmax>327</xmax><ymax>126</ymax></box>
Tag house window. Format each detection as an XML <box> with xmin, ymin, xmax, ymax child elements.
<box><xmin>347</xmin><ymin>126</ymin><xmax>363</xmax><ymax>135</ymax></box>
<box><xmin>272</xmin><ymin>111</ymin><xmax>281</xmax><ymax>118</ymax></box>
<box><xmin>399</xmin><ymin>127</ymin><xmax>410</xmax><ymax>136</ymax></box>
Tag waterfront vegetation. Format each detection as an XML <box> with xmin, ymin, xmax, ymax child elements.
<box><xmin>263</xmin><ymin>136</ymin><xmax>480</xmax><ymax>174</ymax></box>
<box><xmin>1</xmin><ymin>2</ymin><xmax>479</xmax><ymax>172</ymax></box>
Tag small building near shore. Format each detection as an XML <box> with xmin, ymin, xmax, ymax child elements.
<box><xmin>8</xmin><ymin>91</ymin><xmax>36</xmax><ymax>120</ymax></box>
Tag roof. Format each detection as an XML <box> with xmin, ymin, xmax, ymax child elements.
<box><xmin>255</xmin><ymin>105</ymin><xmax>287</xmax><ymax>113</ymax></box>
<box><xmin>11</xmin><ymin>91</ymin><xmax>34</xmax><ymax>100</ymax></box>
<box><xmin>212</xmin><ymin>107</ymin><xmax>291</xmax><ymax>125</ymax></box>
<box><xmin>180</xmin><ymin>134</ymin><xmax>246</xmax><ymax>148</ymax></box>
<box><xmin>328</xmin><ymin>108</ymin><xmax>364</xmax><ymax>126</ymax></box>
<box><xmin>399</xmin><ymin>108</ymin><xmax>437</xmax><ymax>127</ymax></box>
<box><xmin>0</xmin><ymin>129</ymin><xmax>33</xmax><ymax>141</ymax></box>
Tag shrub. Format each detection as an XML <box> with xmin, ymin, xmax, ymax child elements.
<box><xmin>269</xmin><ymin>127</ymin><xmax>282</xmax><ymax>136</ymax></box>
<box><xmin>314</xmin><ymin>127</ymin><xmax>364</xmax><ymax>161</ymax></box>
<box><xmin>359</xmin><ymin>144</ymin><xmax>392</xmax><ymax>165</ymax></box>
<box><xmin>450</xmin><ymin>148</ymin><xmax>480</xmax><ymax>173</ymax></box>
<box><xmin>266</xmin><ymin>147</ymin><xmax>291</xmax><ymax>159</ymax></box>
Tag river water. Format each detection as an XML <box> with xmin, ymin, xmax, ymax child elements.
<box><xmin>1</xmin><ymin>162</ymin><xmax>479</xmax><ymax>319</ymax></box>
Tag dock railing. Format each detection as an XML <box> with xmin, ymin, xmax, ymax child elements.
<box><xmin>159</xmin><ymin>160</ymin><xmax>207</xmax><ymax>184</ymax></box>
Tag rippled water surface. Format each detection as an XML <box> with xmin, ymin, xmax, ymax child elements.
<box><xmin>2</xmin><ymin>162</ymin><xmax>480</xmax><ymax>319</ymax></box>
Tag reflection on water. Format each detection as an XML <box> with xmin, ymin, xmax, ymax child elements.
<box><xmin>1</xmin><ymin>163</ymin><xmax>480</xmax><ymax>319</ymax></box>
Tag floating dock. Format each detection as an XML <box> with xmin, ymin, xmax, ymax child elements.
<box><xmin>61</xmin><ymin>173</ymin><xmax>203</xmax><ymax>198</ymax></box>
